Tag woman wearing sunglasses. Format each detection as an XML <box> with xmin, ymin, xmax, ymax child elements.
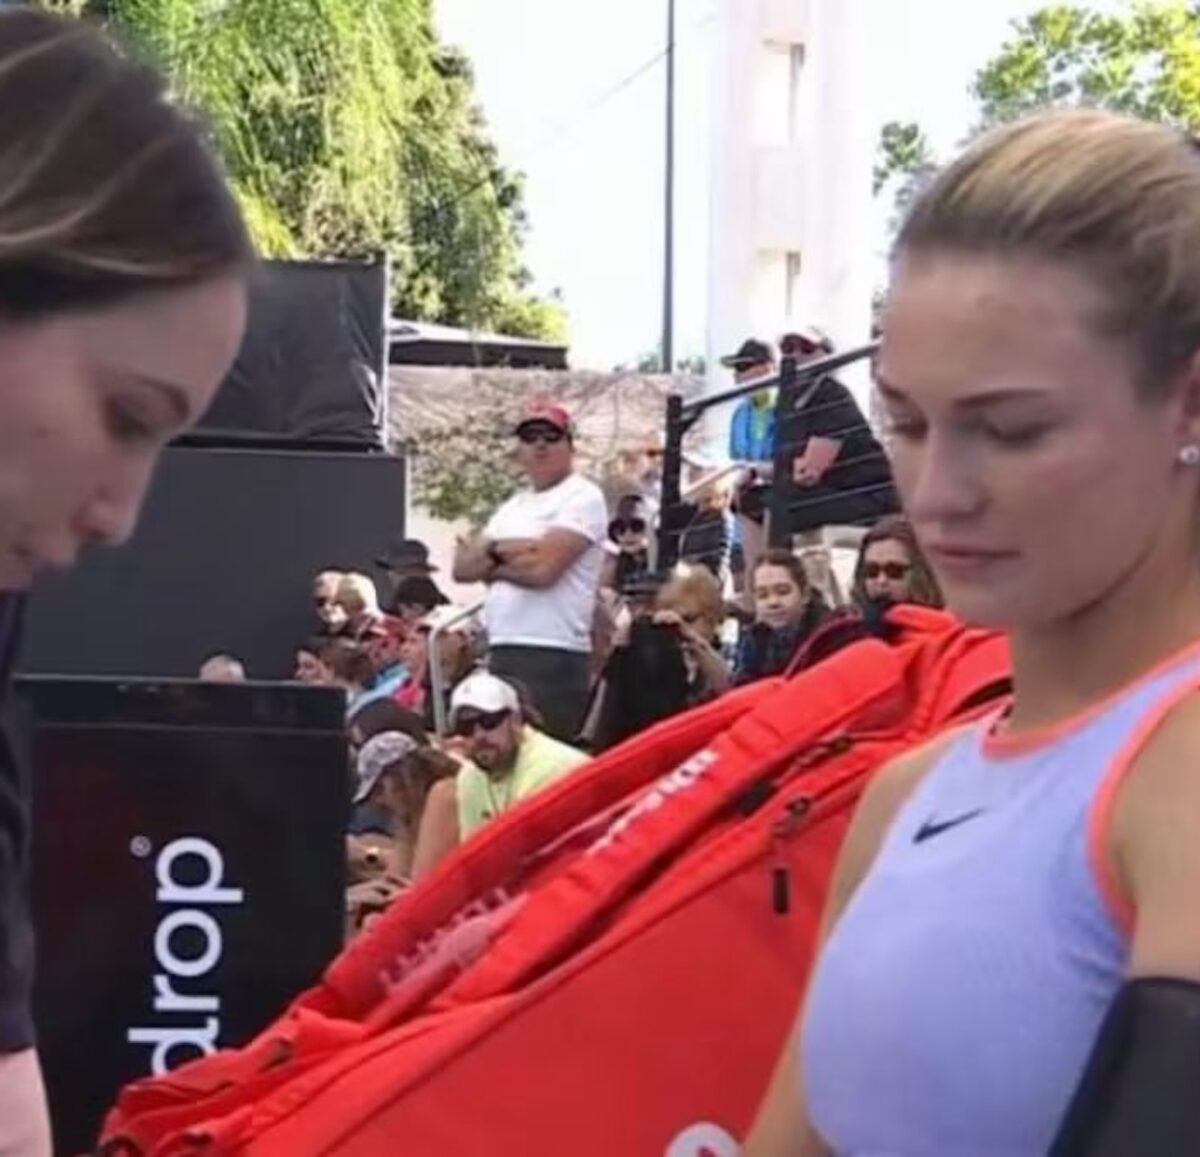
<box><xmin>850</xmin><ymin>516</ymin><xmax>943</xmax><ymax>613</ymax></box>
<box><xmin>453</xmin><ymin>401</ymin><xmax>608</xmax><ymax>745</ymax></box>
<box><xmin>602</xmin><ymin>495</ymin><xmax>651</xmax><ymax>593</ymax></box>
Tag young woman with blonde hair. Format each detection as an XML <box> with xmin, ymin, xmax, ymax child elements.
<box><xmin>749</xmin><ymin>109</ymin><xmax>1200</xmax><ymax>1153</ymax></box>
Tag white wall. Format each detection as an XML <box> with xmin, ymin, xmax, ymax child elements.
<box><xmin>705</xmin><ymin>0</ymin><xmax>877</xmax><ymax>446</ymax></box>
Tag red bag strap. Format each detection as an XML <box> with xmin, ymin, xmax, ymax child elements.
<box><xmin>317</xmin><ymin>679</ymin><xmax>768</xmax><ymax>1018</ymax></box>
<box><xmin>443</xmin><ymin>636</ymin><xmax>911</xmax><ymax>1005</ymax></box>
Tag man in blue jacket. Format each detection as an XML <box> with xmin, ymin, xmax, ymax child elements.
<box><xmin>722</xmin><ymin>338</ymin><xmax>778</xmax><ymax>594</ymax></box>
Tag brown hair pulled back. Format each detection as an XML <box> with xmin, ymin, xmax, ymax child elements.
<box><xmin>752</xmin><ymin>549</ymin><xmax>812</xmax><ymax>599</ymax></box>
<box><xmin>896</xmin><ymin>108</ymin><xmax>1200</xmax><ymax>391</ymax></box>
<box><xmin>0</xmin><ymin>8</ymin><xmax>251</xmax><ymax>318</ymax></box>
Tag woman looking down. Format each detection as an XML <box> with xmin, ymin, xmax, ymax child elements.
<box><xmin>0</xmin><ymin>10</ymin><xmax>251</xmax><ymax>1151</ymax></box>
<box><xmin>748</xmin><ymin>109</ymin><xmax>1200</xmax><ymax>1155</ymax></box>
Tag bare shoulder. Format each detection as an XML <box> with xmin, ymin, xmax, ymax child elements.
<box><xmin>851</xmin><ymin>726</ymin><xmax>964</xmax><ymax>848</ymax></box>
<box><xmin>1110</xmin><ymin>690</ymin><xmax>1200</xmax><ymax>968</ymax></box>
<box><xmin>1112</xmin><ymin>690</ymin><xmax>1200</xmax><ymax>845</ymax></box>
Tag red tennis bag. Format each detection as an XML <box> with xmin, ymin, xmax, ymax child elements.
<box><xmin>99</xmin><ymin>608</ymin><xmax>1009</xmax><ymax>1156</ymax></box>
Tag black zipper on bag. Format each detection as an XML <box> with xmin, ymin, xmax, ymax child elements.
<box><xmin>770</xmin><ymin>796</ymin><xmax>812</xmax><ymax>915</ymax></box>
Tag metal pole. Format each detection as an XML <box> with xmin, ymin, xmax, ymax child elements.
<box><xmin>768</xmin><ymin>353</ymin><xmax>800</xmax><ymax>547</ymax></box>
<box><xmin>661</xmin><ymin>0</ymin><xmax>676</xmax><ymax>372</ymax></box>
<box><xmin>658</xmin><ymin>392</ymin><xmax>686</xmax><ymax>569</ymax></box>
<box><xmin>427</xmin><ymin>601</ymin><xmax>484</xmax><ymax>739</ymax></box>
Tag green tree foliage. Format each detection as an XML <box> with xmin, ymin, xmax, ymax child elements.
<box><xmin>874</xmin><ymin>120</ymin><xmax>934</xmax><ymax>195</ymax></box>
<box><xmin>972</xmin><ymin>1</ymin><xmax>1200</xmax><ymax>129</ymax></box>
<box><xmin>50</xmin><ymin>0</ymin><xmax>564</xmax><ymax>339</ymax></box>
<box><xmin>404</xmin><ymin>375</ymin><xmax>527</xmax><ymax>527</ymax></box>
<box><xmin>874</xmin><ymin>119</ymin><xmax>937</xmax><ymax>229</ymax></box>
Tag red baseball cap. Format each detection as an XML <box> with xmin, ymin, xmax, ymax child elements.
<box><xmin>516</xmin><ymin>399</ymin><xmax>573</xmax><ymax>436</ymax></box>
<box><xmin>364</xmin><ymin>615</ymin><xmax>406</xmax><ymax>641</ymax></box>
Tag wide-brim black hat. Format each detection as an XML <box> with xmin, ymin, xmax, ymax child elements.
<box><xmin>375</xmin><ymin>537</ymin><xmax>437</xmax><ymax>573</ymax></box>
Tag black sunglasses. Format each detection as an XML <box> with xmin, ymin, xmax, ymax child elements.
<box><xmin>609</xmin><ymin>518</ymin><xmax>647</xmax><ymax>537</ymax></box>
<box><xmin>517</xmin><ymin>425</ymin><xmax>566</xmax><ymax>446</ymax></box>
<box><xmin>455</xmin><ymin>708</ymin><xmax>511</xmax><ymax>737</ymax></box>
<box><xmin>864</xmin><ymin>561</ymin><xmax>911</xmax><ymax>581</ymax></box>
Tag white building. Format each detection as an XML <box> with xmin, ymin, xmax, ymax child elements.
<box><xmin>705</xmin><ymin>0</ymin><xmax>877</xmax><ymax>439</ymax></box>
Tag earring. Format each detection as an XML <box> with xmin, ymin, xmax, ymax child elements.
<box><xmin>1180</xmin><ymin>444</ymin><xmax>1200</xmax><ymax>467</ymax></box>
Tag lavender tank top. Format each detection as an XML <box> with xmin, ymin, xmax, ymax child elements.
<box><xmin>800</xmin><ymin>643</ymin><xmax>1200</xmax><ymax>1156</ymax></box>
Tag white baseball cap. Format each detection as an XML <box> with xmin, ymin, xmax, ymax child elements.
<box><xmin>450</xmin><ymin>671</ymin><xmax>520</xmax><ymax>720</ymax></box>
<box><xmin>419</xmin><ymin>604</ymin><xmax>476</xmax><ymax>635</ymax></box>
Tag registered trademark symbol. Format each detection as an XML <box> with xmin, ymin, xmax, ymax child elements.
<box><xmin>129</xmin><ymin>835</ymin><xmax>153</xmax><ymax>858</ymax></box>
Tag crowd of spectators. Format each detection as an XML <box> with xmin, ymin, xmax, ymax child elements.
<box><xmin>198</xmin><ymin>332</ymin><xmax>944</xmax><ymax>941</ymax></box>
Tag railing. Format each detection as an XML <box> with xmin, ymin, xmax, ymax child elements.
<box><xmin>427</xmin><ymin>600</ymin><xmax>484</xmax><ymax>739</ymax></box>
<box><xmin>656</xmin><ymin>341</ymin><xmax>880</xmax><ymax>567</ymax></box>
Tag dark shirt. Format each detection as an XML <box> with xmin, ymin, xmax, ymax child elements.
<box><xmin>0</xmin><ymin>594</ymin><xmax>33</xmax><ymax>1052</ymax></box>
<box><xmin>592</xmin><ymin>620</ymin><xmax>694</xmax><ymax>751</ymax></box>
<box><xmin>347</xmin><ymin>801</ymin><xmax>395</xmax><ymax>838</ymax></box>
<box><xmin>613</xmin><ymin>549</ymin><xmax>649</xmax><ymax>592</ymax></box>
<box><xmin>735</xmin><ymin>599</ymin><xmax>831</xmax><ymax>685</ymax></box>
<box><xmin>780</xmin><ymin>375</ymin><xmax>892</xmax><ymax>491</ymax></box>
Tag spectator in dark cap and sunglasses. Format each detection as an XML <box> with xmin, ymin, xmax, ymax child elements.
<box><xmin>375</xmin><ymin>537</ymin><xmax>445</xmax><ymax>617</ymax></box>
<box><xmin>773</xmin><ymin>328</ymin><xmax>901</xmax><ymax>534</ymax></box>
<box><xmin>722</xmin><ymin>338</ymin><xmax>779</xmax><ymax>599</ymax></box>
<box><xmin>452</xmin><ymin>400</ymin><xmax>608</xmax><ymax>743</ymax></box>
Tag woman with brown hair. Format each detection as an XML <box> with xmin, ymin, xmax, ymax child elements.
<box><xmin>735</xmin><ymin>549</ymin><xmax>830</xmax><ymax>685</ymax></box>
<box><xmin>0</xmin><ymin>10</ymin><xmax>252</xmax><ymax>1149</ymax></box>
<box><xmin>849</xmin><ymin>515</ymin><xmax>944</xmax><ymax>612</ymax></box>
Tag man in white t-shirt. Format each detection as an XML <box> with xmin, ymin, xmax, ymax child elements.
<box><xmin>452</xmin><ymin>400</ymin><xmax>607</xmax><ymax>741</ymax></box>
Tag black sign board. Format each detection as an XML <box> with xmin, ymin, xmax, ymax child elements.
<box><xmin>19</xmin><ymin>677</ymin><xmax>348</xmax><ymax>1155</ymax></box>
<box><xmin>21</xmin><ymin>443</ymin><xmax>408</xmax><ymax>682</ymax></box>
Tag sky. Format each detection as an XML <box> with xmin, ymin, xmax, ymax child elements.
<box><xmin>434</xmin><ymin>0</ymin><xmax>1114</xmax><ymax>369</ymax></box>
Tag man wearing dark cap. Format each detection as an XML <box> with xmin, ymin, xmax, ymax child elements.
<box><xmin>375</xmin><ymin>538</ymin><xmax>444</xmax><ymax>616</ymax></box>
<box><xmin>453</xmin><ymin>400</ymin><xmax>607</xmax><ymax>742</ymax></box>
<box><xmin>773</xmin><ymin>329</ymin><xmax>899</xmax><ymax>534</ymax></box>
<box><xmin>375</xmin><ymin>537</ymin><xmax>437</xmax><ymax>578</ymax></box>
<box><xmin>722</xmin><ymin>338</ymin><xmax>779</xmax><ymax>591</ymax></box>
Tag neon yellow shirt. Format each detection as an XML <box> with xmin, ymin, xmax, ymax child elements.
<box><xmin>456</xmin><ymin>727</ymin><xmax>591</xmax><ymax>839</ymax></box>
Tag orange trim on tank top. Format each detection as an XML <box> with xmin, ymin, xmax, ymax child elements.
<box><xmin>1086</xmin><ymin>671</ymin><xmax>1200</xmax><ymax>936</ymax></box>
<box><xmin>981</xmin><ymin>635</ymin><xmax>1200</xmax><ymax>760</ymax></box>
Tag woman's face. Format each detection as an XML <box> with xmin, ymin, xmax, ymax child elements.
<box><xmin>879</xmin><ymin>252</ymin><xmax>1197</xmax><ymax>630</ymax></box>
<box><xmin>436</xmin><ymin>631</ymin><xmax>472</xmax><ymax>681</ymax></box>
<box><xmin>612</xmin><ymin>518</ymin><xmax>647</xmax><ymax>553</ymax></box>
<box><xmin>862</xmin><ymin>538</ymin><xmax>914</xmax><ymax>604</ymax></box>
<box><xmin>336</xmin><ymin>590</ymin><xmax>366</xmax><ymax>623</ymax></box>
<box><xmin>314</xmin><ymin>573</ymin><xmax>347</xmax><ymax>629</ymax></box>
<box><xmin>0</xmin><ymin>276</ymin><xmax>246</xmax><ymax>591</ymax></box>
<box><xmin>399</xmin><ymin>629</ymin><xmax>427</xmax><ymax>674</ymax></box>
<box><xmin>753</xmin><ymin>564</ymin><xmax>807</xmax><ymax>629</ymax></box>
<box><xmin>295</xmin><ymin>649</ymin><xmax>331</xmax><ymax>685</ymax></box>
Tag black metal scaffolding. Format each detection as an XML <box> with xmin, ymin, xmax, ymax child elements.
<box><xmin>656</xmin><ymin>341</ymin><xmax>880</xmax><ymax>569</ymax></box>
